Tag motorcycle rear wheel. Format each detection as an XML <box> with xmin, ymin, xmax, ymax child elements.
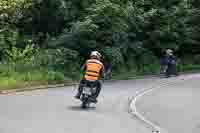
<box><xmin>81</xmin><ymin>101</ymin><xmax>87</xmax><ymax>108</ymax></box>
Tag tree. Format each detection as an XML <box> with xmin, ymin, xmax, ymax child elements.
<box><xmin>0</xmin><ymin>0</ymin><xmax>32</xmax><ymax>61</ymax></box>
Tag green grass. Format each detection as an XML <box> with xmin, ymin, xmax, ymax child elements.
<box><xmin>0</xmin><ymin>77</ymin><xmax>17</xmax><ymax>89</ymax></box>
<box><xmin>1</xmin><ymin>63</ymin><xmax>200</xmax><ymax>90</ymax></box>
<box><xmin>111</xmin><ymin>64</ymin><xmax>200</xmax><ymax>80</ymax></box>
<box><xmin>0</xmin><ymin>71</ymin><xmax>47</xmax><ymax>90</ymax></box>
<box><xmin>178</xmin><ymin>64</ymin><xmax>200</xmax><ymax>72</ymax></box>
<box><xmin>111</xmin><ymin>63</ymin><xmax>160</xmax><ymax>80</ymax></box>
<box><xmin>0</xmin><ymin>70</ymin><xmax>67</xmax><ymax>90</ymax></box>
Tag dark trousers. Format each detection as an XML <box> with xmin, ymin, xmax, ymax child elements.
<box><xmin>78</xmin><ymin>79</ymin><xmax>102</xmax><ymax>98</ymax></box>
<box><xmin>166</xmin><ymin>64</ymin><xmax>178</xmax><ymax>76</ymax></box>
<box><xmin>160</xmin><ymin>65</ymin><xmax>168</xmax><ymax>74</ymax></box>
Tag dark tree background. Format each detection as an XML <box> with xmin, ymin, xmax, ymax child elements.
<box><xmin>1</xmin><ymin>0</ymin><xmax>200</xmax><ymax>77</ymax></box>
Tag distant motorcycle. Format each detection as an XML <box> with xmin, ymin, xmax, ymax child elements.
<box><xmin>80</xmin><ymin>81</ymin><xmax>98</xmax><ymax>109</ymax></box>
<box><xmin>165</xmin><ymin>60</ymin><xmax>178</xmax><ymax>78</ymax></box>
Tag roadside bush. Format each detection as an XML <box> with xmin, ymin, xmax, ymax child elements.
<box><xmin>48</xmin><ymin>71</ymin><xmax>65</xmax><ymax>81</ymax></box>
<box><xmin>47</xmin><ymin>48</ymin><xmax>80</xmax><ymax>72</ymax></box>
<box><xmin>4</xmin><ymin>42</ymin><xmax>35</xmax><ymax>64</ymax></box>
<box><xmin>135</xmin><ymin>51</ymin><xmax>159</xmax><ymax>73</ymax></box>
<box><xmin>194</xmin><ymin>54</ymin><xmax>200</xmax><ymax>64</ymax></box>
<box><xmin>177</xmin><ymin>64</ymin><xmax>200</xmax><ymax>72</ymax></box>
<box><xmin>102</xmin><ymin>47</ymin><xmax>124</xmax><ymax>70</ymax></box>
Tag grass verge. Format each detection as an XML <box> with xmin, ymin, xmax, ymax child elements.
<box><xmin>0</xmin><ymin>70</ymin><xmax>69</xmax><ymax>90</ymax></box>
<box><xmin>1</xmin><ymin>64</ymin><xmax>200</xmax><ymax>91</ymax></box>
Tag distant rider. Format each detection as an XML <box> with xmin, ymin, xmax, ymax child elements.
<box><xmin>165</xmin><ymin>49</ymin><xmax>178</xmax><ymax>77</ymax></box>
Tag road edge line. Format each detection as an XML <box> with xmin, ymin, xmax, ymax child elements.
<box><xmin>129</xmin><ymin>76</ymin><xmax>190</xmax><ymax>133</ymax></box>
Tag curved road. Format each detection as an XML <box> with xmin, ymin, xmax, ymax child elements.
<box><xmin>136</xmin><ymin>74</ymin><xmax>200</xmax><ymax>133</ymax></box>
<box><xmin>0</xmin><ymin>74</ymin><xmax>198</xmax><ymax>133</ymax></box>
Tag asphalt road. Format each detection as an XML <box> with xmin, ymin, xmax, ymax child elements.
<box><xmin>0</xmin><ymin>74</ymin><xmax>199</xmax><ymax>133</ymax></box>
<box><xmin>136</xmin><ymin>74</ymin><xmax>200</xmax><ymax>133</ymax></box>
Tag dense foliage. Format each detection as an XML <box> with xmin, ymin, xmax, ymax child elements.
<box><xmin>0</xmin><ymin>0</ymin><xmax>200</xmax><ymax>86</ymax></box>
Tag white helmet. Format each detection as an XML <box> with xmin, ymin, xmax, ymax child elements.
<box><xmin>166</xmin><ymin>49</ymin><xmax>173</xmax><ymax>55</ymax></box>
<box><xmin>90</xmin><ymin>51</ymin><xmax>102</xmax><ymax>59</ymax></box>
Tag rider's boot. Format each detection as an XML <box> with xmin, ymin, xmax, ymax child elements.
<box><xmin>75</xmin><ymin>91</ymin><xmax>81</xmax><ymax>99</ymax></box>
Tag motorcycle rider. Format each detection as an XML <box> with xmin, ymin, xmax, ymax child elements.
<box><xmin>165</xmin><ymin>49</ymin><xmax>178</xmax><ymax>77</ymax></box>
<box><xmin>75</xmin><ymin>51</ymin><xmax>104</xmax><ymax>103</ymax></box>
<box><xmin>160</xmin><ymin>51</ymin><xmax>168</xmax><ymax>74</ymax></box>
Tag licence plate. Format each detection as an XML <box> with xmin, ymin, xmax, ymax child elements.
<box><xmin>83</xmin><ymin>87</ymin><xmax>91</xmax><ymax>95</ymax></box>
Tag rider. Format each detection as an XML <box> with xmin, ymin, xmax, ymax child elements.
<box><xmin>165</xmin><ymin>49</ymin><xmax>178</xmax><ymax>76</ymax></box>
<box><xmin>160</xmin><ymin>51</ymin><xmax>168</xmax><ymax>74</ymax></box>
<box><xmin>75</xmin><ymin>51</ymin><xmax>104</xmax><ymax>103</ymax></box>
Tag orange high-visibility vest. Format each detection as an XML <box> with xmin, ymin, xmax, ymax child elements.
<box><xmin>84</xmin><ymin>59</ymin><xmax>103</xmax><ymax>81</ymax></box>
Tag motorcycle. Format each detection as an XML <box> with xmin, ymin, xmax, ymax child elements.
<box><xmin>80</xmin><ymin>81</ymin><xmax>98</xmax><ymax>109</ymax></box>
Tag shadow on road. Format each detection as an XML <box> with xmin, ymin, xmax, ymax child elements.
<box><xmin>67</xmin><ymin>105</ymin><xmax>96</xmax><ymax>111</ymax></box>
